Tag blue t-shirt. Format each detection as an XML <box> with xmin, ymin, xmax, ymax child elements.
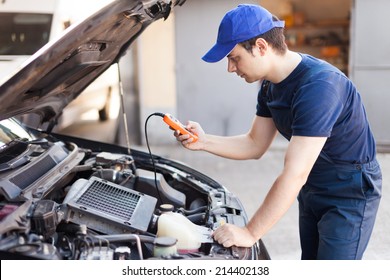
<box><xmin>256</xmin><ymin>54</ymin><xmax>376</xmax><ymax>164</ymax></box>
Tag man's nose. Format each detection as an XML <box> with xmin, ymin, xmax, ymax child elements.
<box><xmin>228</xmin><ymin>61</ymin><xmax>236</xmax><ymax>73</ymax></box>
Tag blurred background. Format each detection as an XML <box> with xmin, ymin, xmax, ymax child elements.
<box><xmin>1</xmin><ymin>0</ymin><xmax>389</xmax><ymax>259</ymax></box>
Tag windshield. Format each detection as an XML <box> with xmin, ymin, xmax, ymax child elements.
<box><xmin>0</xmin><ymin>13</ymin><xmax>52</xmax><ymax>55</ymax></box>
<box><xmin>0</xmin><ymin>119</ymin><xmax>34</xmax><ymax>149</ymax></box>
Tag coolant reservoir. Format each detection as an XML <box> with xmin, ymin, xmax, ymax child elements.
<box><xmin>157</xmin><ymin>212</ymin><xmax>213</xmax><ymax>253</ymax></box>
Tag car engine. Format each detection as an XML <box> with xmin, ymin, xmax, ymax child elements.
<box><xmin>0</xmin><ymin>133</ymin><xmax>266</xmax><ymax>260</ymax></box>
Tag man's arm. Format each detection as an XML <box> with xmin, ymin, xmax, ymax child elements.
<box><xmin>212</xmin><ymin>135</ymin><xmax>327</xmax><ymax>247</ymax></box>
<box><xmin>176</xmin><ymin>116</ymin><xmax>278</xmax><ymax>160</ymax></box>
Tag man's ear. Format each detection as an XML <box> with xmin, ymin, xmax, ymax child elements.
<box><xmin>255</xmin><ymin>38</ymin><xmax>268</xmax><ymax>54</ymax></box>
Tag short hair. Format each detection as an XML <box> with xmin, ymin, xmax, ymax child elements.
<box><xmin>239</xmin><ymin>17</ymin><xmax>288</xmax><ymax>55</ymax></box>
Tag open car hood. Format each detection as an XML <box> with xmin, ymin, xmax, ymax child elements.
<box><xmin>0</xmin><ymin>0</ymin><xmax>185</xmax><ymax>125</ymax></box>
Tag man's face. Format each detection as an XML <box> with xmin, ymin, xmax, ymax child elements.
<box><xmin>227</xmin><ymin>44</ymin><xmax>265</xmax><ymax>83</ymax></box>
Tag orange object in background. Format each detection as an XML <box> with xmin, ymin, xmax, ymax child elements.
<box><xmin>320</xmin><ymin>46</ymin><xmax>341</xmax><ymax>58</ymax></box>
<box><xmin>283</xmin><ymin>14</ymin><xmax>294</xmax><ymax>28</ymax></box>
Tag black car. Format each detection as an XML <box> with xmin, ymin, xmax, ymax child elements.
<box><xmin>0</xmin><ymin>0</ymin><xmax>270</xmax><ymax>260</ymax></box>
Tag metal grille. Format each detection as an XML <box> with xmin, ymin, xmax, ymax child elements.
<box><xmin>11</xmin><ymin>156</ymin><xmax>56</xmax><ymax>190</ymax></box>
<box><xmin>76</xmin><ymin>179</ymin><xmax>140</xmax><ymax>221</ymax></box>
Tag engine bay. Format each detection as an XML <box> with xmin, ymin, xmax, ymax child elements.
<box><xmin>0</xmin><ymin>132</ymin><xmax>263</xmax><ymax>260</ymax></box>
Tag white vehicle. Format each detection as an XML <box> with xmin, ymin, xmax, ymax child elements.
<box><xmin>0</xmin><ymin>0</ymin><xmax>119</xmax><ymax>129</ymax></box>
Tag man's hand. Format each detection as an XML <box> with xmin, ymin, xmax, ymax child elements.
<box><xmin>212</xmin><ymin>223</ymin><xmax>257</xmax><ymax>248</ymax></box>
<box><xmin>174</xmin><ymin>121</ymin><xmax>206</xmax><ymax>150</ymax></box>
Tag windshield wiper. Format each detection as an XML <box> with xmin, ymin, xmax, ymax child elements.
<box><xmin>9</xmin><ymin>138</ymin><xmax>52</xmax><ymax>148</ymax></box>
<box><xmin>0</xmin><ymin>138</ymin><xmax>52</xmax><ymax>172</ymax></box>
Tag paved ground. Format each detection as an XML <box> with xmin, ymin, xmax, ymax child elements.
<box><xmin>61</xmin><ymin>119</ymin><xmax>390</xmax><ymax>260</ymax></box>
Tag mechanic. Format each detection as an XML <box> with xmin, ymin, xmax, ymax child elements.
<box><xmin>174</xmin><ymin>4</ymin><xmax>382</xmax><ymax>260</ymax></box>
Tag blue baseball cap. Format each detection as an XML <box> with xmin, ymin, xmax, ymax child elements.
<box><xmin>202</xmin><ymin>4</ymin><xmax>285</xmax><ymax>63</ymax></box>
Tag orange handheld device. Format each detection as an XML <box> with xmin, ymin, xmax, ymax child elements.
<box><xmin>163</xmin><ymin>114</ymin><xmax>198</xmax><ymax>142</ymax></box>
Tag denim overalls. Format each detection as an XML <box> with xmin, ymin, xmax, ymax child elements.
<box><xmin>298</xmin><ymin>152</ymin><xmax>382</xmax><ymax>259</ymax></box>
